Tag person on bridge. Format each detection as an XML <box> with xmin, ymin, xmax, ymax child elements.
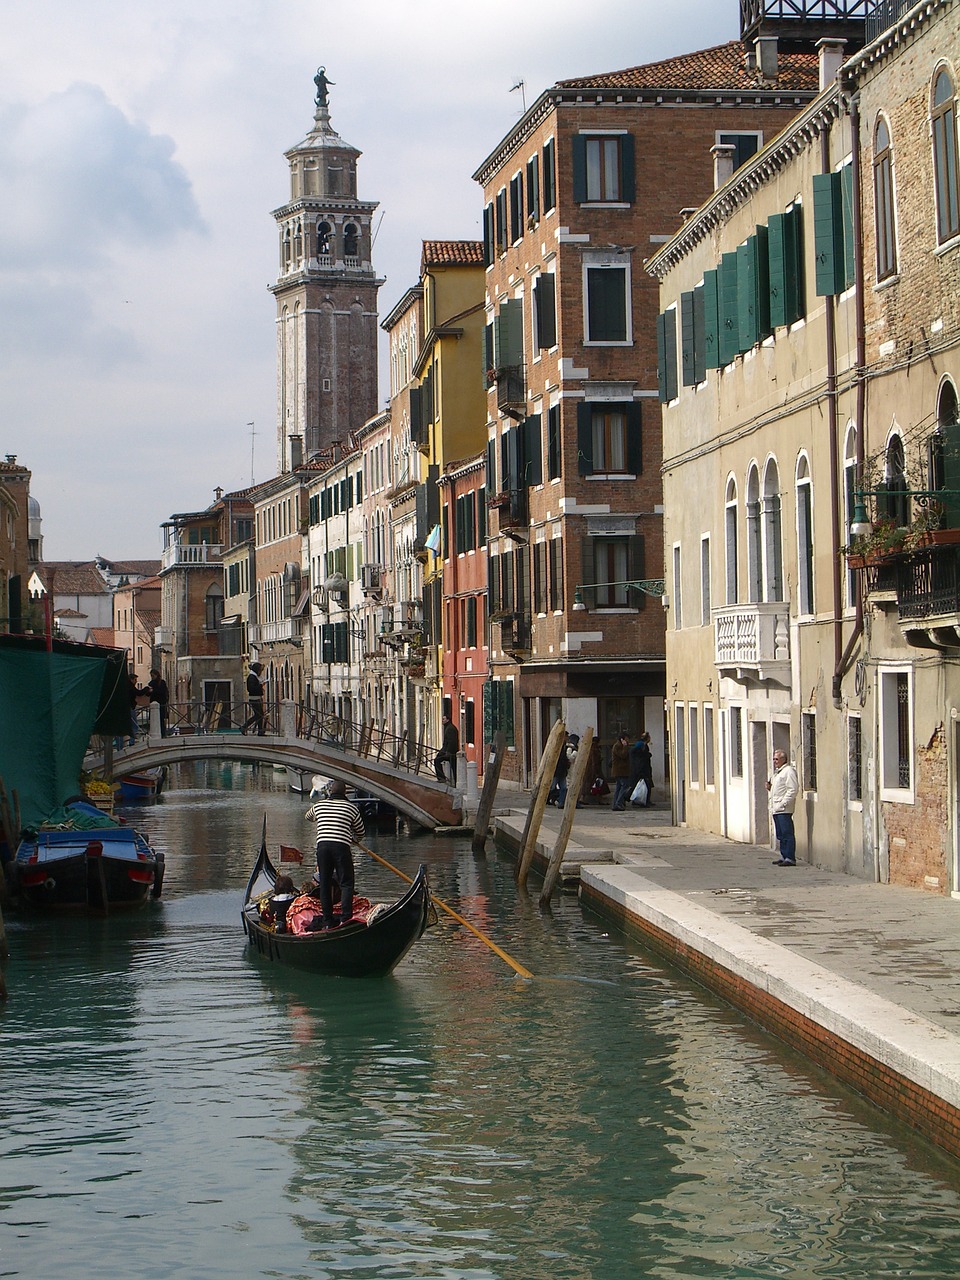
<box><xmin>148</xmin><ymin>668</ymin><xmax>169</xmax><ymax>738</ymax></box>
<box><xmin>241</xmin><ymin>662</ymin><xmax>265</xmax><ymax>735</ymax></box>
<box><xmin>305</xmin><ymin>780</ymin><xmax>365</xmax><ymax>929</ymax></box>
<box><xmin>434</xmin><ymin>715</ymin><xmax>459</xmax><ymax>783</ymax></box>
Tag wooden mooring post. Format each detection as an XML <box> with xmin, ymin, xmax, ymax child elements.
<box><xmin>516</xmin><ymin>719</ymin><xmax>567</xmax><ymax>889</ymax></box>
<box><xmin>539</xmin><ymin>726</ymin><xmax>594</xmax><ymax>908</ymax></box>
<box><xmin>471</xmin><ymin>732</ymin><xmax>506</xmax><ymax>855</ymax></box>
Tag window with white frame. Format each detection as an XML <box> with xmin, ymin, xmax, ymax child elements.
<box><xmin>848</xmin><ymin>714</ymin><xmax>863</xmax><ymax>803</ymax></box>
<box><xmin>703</xmin><ymin>704</ymin><xmax>716</xmax><ymax>786</ymax></box>
<box><xmin>880</xmin><ymin>667</ymin><xmax>913</xmax><ymax>796</ymax></box>
<box><xmin>932</xmin><ymin>67</ymin><xmax>960</xmax><ymax>245</ymax></box>
<box><xmin>700</xmin><ymin>535</ymin><xmax>711</xmax><ymax>625</ymax></box>
<box><xmin>763</xmin><ymin>459</ymin><xmax>784</xmax><ymax>602</ymax></box>
<box><xmin>729</xmin><ymin>706</ymin><xmax>744</xmax><ymax>778</ymax></box>
<box><xmin>725</xmin><ymin>478</ymin><xmax>739</xmax><ymax>604</ymax></box>
<box><xmin>873</xmin><ymin>116</ymin><xmax>898</xmax><ymax>280</ymax></box>
<box><xmin>796</xmin><ymin>455</ymin><xmax>814</xmax><ymax>616</ymax></box>
<box><xmin>746</xmin><ymin>465</ymin><xmax>762</xmax><ymax>602</ymax></box>
<box><xmin>688</xmin><ymin>703</ymin><xmax>699</xmax><ymax>785</ymax></box>
<box><xmin>583</xmin><ymin>255</ymin><xmax>631</xmax><ymax>345</ymax></box>
<box><xmin>802</xmin><ymin>711</ymin><xmax>817</xmax><ymax>792</ymax></box>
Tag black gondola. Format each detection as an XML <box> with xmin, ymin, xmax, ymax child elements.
<box><xmin>241</xmin><ymin>841</ymin><xmax>433</xmax><ymax>977</ymax></box>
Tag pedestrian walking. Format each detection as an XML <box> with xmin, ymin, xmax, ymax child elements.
<box><xmin>611</xmin><ymin>733</ymin><xmax>632</xmax><ymax>811</ymax></box>
<box><xmin>242</xmin><ymin>662</ymin><xmax>265</xmax><ymax>735</ymax></box>
<box><xmin>768</xmin><ymin>749</ymin><xmax>799</xmax><ymax>865</ymax></box>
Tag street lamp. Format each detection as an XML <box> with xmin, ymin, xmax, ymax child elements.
<box><xmin>572</xmin><ymin>579</ymin><xmax>666</xmax><ymax>611</ymax></box>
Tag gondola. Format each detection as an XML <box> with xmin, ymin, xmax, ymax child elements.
<box><xmin>241</xmin><ymin>840</ymin><xmax>433</xmax><ymax>977</ymax></box>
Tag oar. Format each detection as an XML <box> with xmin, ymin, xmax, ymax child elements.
<box><xmin>358</xmin><ymin>842</ymin><xmax>533</xmax><ymax>980</ymax></box>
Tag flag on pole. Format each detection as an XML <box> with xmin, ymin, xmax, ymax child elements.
<box><xmin>279</xmin><ymin>845</ymin><xmax>304</xmax><ymax>864</ymax></box>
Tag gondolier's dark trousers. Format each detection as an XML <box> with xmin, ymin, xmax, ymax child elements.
<box><xmin>315</xmin><ymin>839</ymin><xmax>355</xmax><ymax>927</ymax></box>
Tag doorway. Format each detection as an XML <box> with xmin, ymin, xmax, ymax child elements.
<box><xmin>674</xmin><ymin>703</ymin><xmax>686</xmax><ymax>824</ymax></box>
<box><xmin>750</xmin><ymin>721</ymin><xmax>769</xmax><ymax>845</ymax></box>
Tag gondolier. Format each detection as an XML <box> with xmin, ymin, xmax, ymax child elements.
<box><xmin>304</xmin><ymin>780</ymin><xmax>365</xmax><ymax>929</ymax></box>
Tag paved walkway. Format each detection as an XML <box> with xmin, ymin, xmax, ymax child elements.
<box><xmin>490</xmin><ymin>797</ymin><xmax>960</xmax><ymax>1159</ymax></box>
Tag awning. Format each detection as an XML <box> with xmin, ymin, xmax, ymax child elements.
<box><xmin>292</xmin><ymin>586</ymin><xmax>311</xmax><ymax>617</ymax></box>
<box><xmin>219</xmin><ymin>614</ymin><xmax>242</xmax><ymax>627</ymax></box>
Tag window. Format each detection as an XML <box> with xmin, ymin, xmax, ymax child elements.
<box><xmin>680</xmin><ymin>288</ymin><xmax>706</xmax><ymax>388</ymax></box>
<box><xmin>534</xmin><ymin>272</ymin><xmax>556</xmax><ymax>349</ymax></box>
<box><xmin>730</xmin><ymin>706</ymin><xmax>744</xmax><ymax>778</ymax></box>
<box><xmin>548</xmin><ymin>537</ymin><xmax>563</xmax><ymax>611</ymax></box>
<box><xmin>768</xmin><ymin>204</ymin><xmax>805</xmax><ymax>328</ymax></box>
<box><xmin>932</xmin><ymin>68</ymin><xmax>959</xmax><ymax>244</ymax></box>
<box><xmin>495</xmin><ymin>188</ymin><xmax>508</xmax><ymax>255</ymax></box>
<box><xmin>796</xmin><ymin>455</ymin><xmax>814</xmax><ymax>616</ymax></box>
<box><xmin>881</xmin><ymin>435</ymin><xmax>909</xmax><ymax>527</ymax></box>
<box><xmin>802</xmin><ymin>712</ymin><xmax>817</xmax><ymax>792</ymax></box>
<box><xmin>547</xmin><ymin>404</ymin><xmax>561</xmax><ymax>480</ymax></box>
<box><xmin>576</xmin><ymin>402</ymin><xmax>641</xmax><ymax>475</ymax></box>
<box><xmin>526</xmin><ymin>153</ymin><xmax>540</xmax><ymax>225</ymax></box>
<box><xmin>509</xmin><ymin>172</ymin><xmax>523</xmax><ymax>244</ymax></box>
<box><xmin>763</xmin><ymin>460</ymin><xmax>784</xmax><ymax>603</ymax></box>
<box><xmin>700</xmin><ymin>535</ymin><xmax>711</xmax><ymax>626</ymax></box>
<box><xmin>703</xmin><ymin>704</ymin><xmax>716</xmax><ymax>786</ymax></box>
<box><xmin>725</xmin><ymin>478</ymin><xmax>739</xmax><ymax>604</ymax></box>
<box><xmin>483</xmin><ymin>203</ymin><xmax>495</xmax><ymax>267</ymax></box>
<box><xmin>880</xmin><ymin>668</ymin><xmax>913</xmax><ymax>795</ymax></box>
<box><xmin>533</xmin><ymin>541</ymin><xmax>548</xmax><ymax>614</ymax></box>
<box><xmin>848</xmin><ymin>714</ymin><xmax>862</xmax><ymax>803</ymax></box>
<box><xmin>746</xmin><ymin>465</ymin><xmax>762</xmax><ymax>603</ymax></box>
<box><xmin>689</xmin><ymin>704</ymin><xmax>699</xmax><ymax>785</ymax></box>
<box><xmin>673</xmin><ymin>544</ymin><xmax>682</xmax><ymax>629</ymax></box>
<box><xmin>317</xmin><ymin>221</ymin><xmax>332</xmax><ymax>256</ymax></box>
<box><xmin>205</xmin><ymin>585</ymin><xmax>224</xmax><ymax>632</ymax></box>
<box><xmin>573</xmin><ymin>133</ymin><xmax>635</xmax><ymax>203</ymax></box>
<box><xmin>930</xmin><ymin>381</ymin><xmax>960</xmax><ymax>528</ymax></box>
<box><xmin>484</xmin><ymin>678</ymin><xmax>515</xmax><ymax>747</ymax></box>
<box><xmin>873</xmin><ymin>116</ymin><xmax>897</xmax><ymax>279</ymax></box>
<box><xmin>582</xmin><ymin>534</ymin><xmax>644</xmax><ymax>608</ymax></box>
<box><xmin>343</xmin><ymin>223</ymin><xmax>359</xmax><ymax>258</ymax></box>
<box><xmin>542</xmin><ymin>138</ymin><xmax>556</xmax><ymax>212</ymax></box>
<box><xmin>719</xmin><ymin>131</ymin><xmax>761</xmax><ymax>169</ymax></box>
<box><xmin>585</xmin><ymin>261</ymin><xmax>630</xmax><ymax>343</ymax></box>
<box><xmin>464</xmin><ymin>596</ymin><xmax>478</xmax><ymax>649</ymax></box>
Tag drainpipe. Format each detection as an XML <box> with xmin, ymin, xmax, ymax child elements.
<box><xmin>832</xmin><ymin>81</ymin><xmax>866</xmax><ymax>707</ymax></box>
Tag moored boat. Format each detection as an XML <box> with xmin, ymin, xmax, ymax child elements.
<box><xmin>241</xmin><ymin>840</ymin><xmax>433</xmax><ymax>977</ymax></box>
<box><xmin>117</xmin><ymin>766</ymin><xmax>165</xmax><ymax>801</ymax></box>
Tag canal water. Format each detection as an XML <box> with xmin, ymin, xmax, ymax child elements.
<box><xmin>3</xmin><ymin>763</ymin><xmax>960</xmax><ymax>1279</ymax></box>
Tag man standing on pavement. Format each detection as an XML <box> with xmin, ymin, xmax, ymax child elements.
<box><xmin>305</xmin><ymin>780</ymin><xmax>365</xmax><ymax>928</ymax></box>
<box><xmin>434</xmin><ymin>714</ymin><xmax>459</xmax><ymax>783</ymax></box>
<box><xmin>767</xmin><ymin>749</ymin><xmax>799</xmax><ymax>866</ymax></box>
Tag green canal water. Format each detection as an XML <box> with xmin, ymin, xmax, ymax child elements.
<box><xmin>2</xmin><ymin>763</ymin><xmax>960</xmax><ymax>1279</ymax></box>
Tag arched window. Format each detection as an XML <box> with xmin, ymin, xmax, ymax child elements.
<box><xmin>205</xmin><ymin>584</ymin><xmax>224</xmax><ymax>632</ymax></box>
<box><xmin>881</xmin><ymin>435</ymin><xmax>910</xmax><ymax>527</ymax></box>
<box><xmin>317</xmin><ymin>221</ymin><xmax>332</xmax><ymax>257</ymax></box>
<box><xmin>724</xmin><ymin>477</ymin><xmax>738</xmax><ymax>604</ymax></box>
<box><xmin>796</xmin><ymin>455</ymin><xmax>814</xmax><ymax>616</ymax></box>
<box><xmin>762</xmin><ymin>459</ymin><xmax>783</xmax><ymax>603</ymax></box>
<box><xmin>873</xmin><ymin>116</ymin><xmax>897</xmax><ymax>279</ymax></box>
<box><xmin>293</xmin><ymin>219</ymin><xmax>302</xmax><ymax>262</ymax></box>
<box><xmin>343</xmin><ymin>223</ymin><xmax>359</xmax><ymax>258</ymax></box>
<box><xmin>746</xmin><ymin>466</ymin><xmax>762</xmax><ymax>603</ymax></box>
<box><xmin>282</xmin><ymin>226</ymin><xmax>291</xmax><ymax>269</ymax></box>
<box><xmin>932</xmin><ymin>68</ymin><xmax>960</xmax><ymax>243</ymax></box>
<box><xmin>931</xmin><ymin>381</ymin><xmax>960</xmax><ymax>528</ymax></box>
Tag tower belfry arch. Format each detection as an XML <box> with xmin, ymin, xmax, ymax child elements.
<box><xmin>269</xmin><ymin>69</ymin><xmax>384</xmax><ymax>472</ymax></box>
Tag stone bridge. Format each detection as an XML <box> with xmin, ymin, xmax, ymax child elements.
<box><xmin>102</xmin><ymin>704</ymin><xmax>464</xmax><ymax>830</ymax></box>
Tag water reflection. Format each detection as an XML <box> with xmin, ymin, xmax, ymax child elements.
<box><xmin>1</xmin><ymin>762</ymin><xmax>959</xmax><ymax>1279</ymax></box>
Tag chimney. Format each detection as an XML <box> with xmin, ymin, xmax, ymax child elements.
<box><xmin>711</xmin><ymin>143</ymin><xmax>737</xmax><ymax>191</ymax></box>
<box><xmin>757</xmin><ymin>35</ymin><xmax>778</xmax><ymax>80</ymax></box>
<box><xmin>818</xmin><ymin>38</ymin><xmax>846</xmax><ymax>90</ymax></box>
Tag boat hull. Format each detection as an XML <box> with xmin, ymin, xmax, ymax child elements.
<box><xmin>117</xmin><ymin>767</ymin><xmax>165</xmax><ymax>801</ymax></box>
<box><xmin>242</xmin><ymin>844</ymin><xmax>431</xmax><ymax>978</ymax></box>
<box><xmin>13</xmin><ymin>827</ymin><xmax>164</xmax><ymax>911</ymax></box>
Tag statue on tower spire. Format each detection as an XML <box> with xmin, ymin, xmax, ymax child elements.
<box><xmin>314</xmin><ymin>66</ymin><xmax>333</xmax><ymax>109</ymax></box>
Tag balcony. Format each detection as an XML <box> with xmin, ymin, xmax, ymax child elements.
<box><xmin>714</xmin><ymin>601</ymin><xmax>790</xmax><ymax>683</ymax></box>
<box><xmin>495</xmin><ymin>365</ymin><xmax>525</xmax><ymax>420</ymax></box>
<box><xmin>161</xmin><ymin>542</ymin><xmax>223</xmax><ymax>571</ymax></box>
<box><xmin>894</xmin><ymin>543</ymin><xmax>960</xmax><ymax>650</ymax></box>
<box><xmin>248</xmin><ymin>617</ymin><xmax>303</xmax><ymax>646</ymax></box>
<box><xmin>154</xmin><ymin>626</ymin><xmax>173</xmax><ymax>651</ymax></box>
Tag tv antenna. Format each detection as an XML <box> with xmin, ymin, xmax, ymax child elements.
<box><xmin>248</xmin><ymin>422</ymin><xmax>256</xmax><ymax>486</ymax></box>
<box><xmin>510</xmin><ymin>79</ymin><xmax>526</xmax><ymax>113</ymax></box>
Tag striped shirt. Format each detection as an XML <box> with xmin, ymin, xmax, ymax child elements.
<box><xmin>304</xmin><ymin>798</ymin><xmax>365</xmax><ymax>847</ymax></box>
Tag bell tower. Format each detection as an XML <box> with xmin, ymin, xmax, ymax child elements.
<box><xmin>270</xmin><ymin>68</ymin><xmax>383</xmax><ymax>471</ymax></box>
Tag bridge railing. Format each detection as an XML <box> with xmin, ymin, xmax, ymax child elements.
<box><xmin>295</xmin><ymin>706</ymin><xmax>436</xmax><ymax>780</ymax></box>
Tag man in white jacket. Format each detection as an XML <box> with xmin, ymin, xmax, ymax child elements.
<box><xmin>767</xmin><ymin>749</ymin><xmax>799</xmax><ymax>866</ymax></box>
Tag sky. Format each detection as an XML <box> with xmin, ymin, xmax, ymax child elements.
<box><xmin>0</xmin><ymin>0</ymin><xmax>733</xmax><ymax>561</ymax></box>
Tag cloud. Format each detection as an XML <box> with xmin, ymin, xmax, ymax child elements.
<box><xmin>0</xmin><ymin>82</ymin><xmax>204</xmax><ymax>269</ymax></box>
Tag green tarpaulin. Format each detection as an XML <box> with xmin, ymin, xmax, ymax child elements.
<box><xmin>0</xmin><ymin>636</ymin><xmax>129</xmax><ymax>831</ymax></box>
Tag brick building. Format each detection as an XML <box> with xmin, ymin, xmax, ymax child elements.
<box><xmin>473</xmin><ymin>21</ymin><xmax>825</xmax><ymax>782</ymax></box>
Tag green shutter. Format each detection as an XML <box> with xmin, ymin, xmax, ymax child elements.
<box><xmin>572</xmin><ymin>135</ymin><xmax>587</xmax><ymax>203</ymax></box>
<box><xmin>495</xmin><ymin>298</ymin><xmax>524</xmax><ymax>367</ymax></box>
<box><xmin>754</xmin><ymin>225</ymin><xmax>771</xmax><ymax>340</ymax></box>
<box><xmin>625</xmin><ymin>402</ymin><xmax>642</xmax><ymax>474</ymax></box>
<box><xmin>627</xmin><ymin>534</ymin><xmax>646</xmax><ymax>610</ymax></box>
<box><xmin>813</xmin><ymin>172</ymin><xmax>844</xmax><ymax>296</ymax></box>
<box><xmin>534</xmin><ymin>273</ymin><xmax>556</xmax><ymax>349</ymax></box>
<box><xmin>703</xmin><ymin>269</ymin><xmax>720</xmax><ymax>369</ymax></box>
<box><xmin>657</xmin><ymin>310</ymin><xmax>678</xmax><ymax>402</ymax></box>
<box><xmin>577</xmin><ymin>402</ymin><xmax>594</xmax><ymax>475</ymax></box>
<box><xmin>693</xmin><ymin>283</ymin><xmax>706</xmax><ymax>384</ymax></box>
<box><xmin>718</xmin><ymin>251</ymin><xmax>740</xmax><ymax>365</ymax></box>
<box><xmin>737</xmin><ymin>238</ymin><xmax>758</xmax><ymax>350</ymax></box>
<box><xmin>768</xmin><ymin>208</ymin><xmax>803</xmax><ymax>327</ymax></box>
<box><xmin>680</xmin><ymin>291</ymin><xmax>696</xmax><ymax>386</ymax></box>
<box><xmin>620</xmin><ymin>133</ymin><xmax>635</xmax><ymax>203</ymax></box>
<box><xmin>483</xmin><ymin>322</ymin><xmax>494</xmax><ymax>386</ymax></box>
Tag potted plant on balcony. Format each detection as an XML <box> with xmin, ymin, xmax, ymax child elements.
<box><xmin>844</xmin><ymin>516</ymin><xmax>908</xmax><ymax>568</ymax></box>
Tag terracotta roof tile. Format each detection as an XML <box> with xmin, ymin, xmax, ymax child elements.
<box><xmin>36</xmin><ymin>562</ymin><xmax>111</xmax><ymax>595</ymax></box>
<box><xmin>89</xmin><ymin>627</ymin><xmax>115</xmax><ymax>647</ymax></box>
<box><xmin>421</xmin><ymin>241</ymin><xmax>485</xmax><ymax>268</ymax></box>
<box><xmin>557</xmin><ymin>41</ymin><xmax>819</xmax><ymax>94</ymax></box>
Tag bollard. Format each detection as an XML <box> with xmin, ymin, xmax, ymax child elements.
<box><xmin>465</xmin><ymin>757</ymin><xmax>478</xmax><ymax>804</ymax></box>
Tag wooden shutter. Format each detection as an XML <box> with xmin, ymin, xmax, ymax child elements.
<box><xmin>526</xmin><ymin>153</ymin><xmax>540</xmax><ymax>222</ymax></box>
<box><xmin>619</xmin><ymin>133</ymin><xmax>636</xmax><ymax>203</ymax></box>
<box><xmin>628</xmin><ymin>534</ymin><xmax>646</xmax><ymax>610</ymax></box>
<box><xmin>547</xmin><ymin>404</ymin><xmax>561</xmax><ymax>480</ymax></box>
<box><xmin>813</xmin><ymin>172</ymin><xmax>844</xmax><ymax>296</ymax></box>
<box><xmin>680</xmin><ymin>291</ymin><xmax>696</xmax><ymax>386</ymax></box>
<box><xmin>534</xmin><ymin>541</ymin><xmax>547</xmax><ymax>613</ymax></box>
<box><xmin>718</xmin><ymin>251</ymin><xmax>739</xmax><ymax>365</ymax></box>
<box><xmin>486</xmin><ymin>439</ymin><xmax>496</xmax><ymax>491</ymax></box>
<box><xmin>737</xmin><ymin>238</ymin><xmax>759</xmax><ymax>350</ymax></box>
<box><xmin>477</xmin><ymin>487</ymin><xmax>487</xmax><ymax>543</ymax></box>
<box><xmin>409</xmin><ymin>385</ymin><xmax>422</xmax><ymax>446</ymax></box>
<box><xmin>841</xmin><ymin>164</ymin><xmax>855</xmax><ymax>289</ymax></box>
<box><xmin>522</xmin><ymin>413</ymin><xmax>543</xmax><ymax>487</ymax></box>
<box><xmin>543</xmin><ymin>139</ymin><xmax>556</xmax><ymax>211</ymax></box>
<box><xmin>625</xmin><ymin>402</ymin><xmax>642</xmax><ymax>475</ymax></box>
<box><xmin>587</xmin><ymin>266</ymin><xmax>627</xmax><ymax>342</ymax></box>
<box><xmin>483</xmin><ymin>203</ymin><xmax>494</xmax><ymax>267</ymax></box>
<box><xmin>656</xmin><ymin>309</ymin><xmax>678</xmax><ymax>402</ymax></box>
<box><xmin>577</xmin><ymin>402</ymin><xmax>595</xmax><ymax>475</ymax></box>
<box><xmin>534</xmin><ymin>272</ymin><xmax>556</xmax><ymax>349</ymax></box>
<box><xmin>703</xmin><ymin>269</ymin><xmax>720</xmax><ymax>369</ymax></box>
<box><xmin>483</xmin><ymin>322</ymin><xmax>494</xmax><ymax>386</ymax></box>
<box><xmin>693</xmin><ymin>283</ymin><xmax>706</xmax><ymax>384</ymax></box>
